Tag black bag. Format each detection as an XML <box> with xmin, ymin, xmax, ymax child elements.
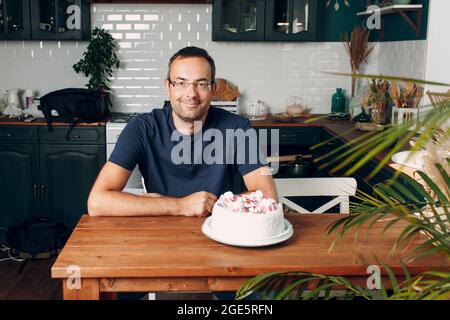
<box><xmin>6</xmin><ymin>218</ymin><xmax>72</xmax><ymax>259</ymax></box>
<box><xmin>38</xmin><ymin>88</ymin><xmax>111</xmax><ymax>132</ymax></box>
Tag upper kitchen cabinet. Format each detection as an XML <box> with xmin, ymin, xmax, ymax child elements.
<box><xmin>265</xmin><ymin>0</ymin><xmax>317</xmax><ymax>41</ymax></box>
<box><xmin>212</xmin><ymin>0</ymin><xmax>265</xmax><ymax>41</ymax></box>
<box><xmin>30</xmin><ymin>0</ymin><xmax>91</xmax><ymax>40</ymax></box>
<box><xmin>212</xmin><ymin>0</ymin><xmax>317</xmax><ymax>41</ymax></box>
<box><xmin>0</xmin><ymin>0</ymin><xmax>31</xmax><ymax>40</ymax></box>
<box><xmin>0</xmin><ymin>0</ymin><xmax>91</xmax><ymax>40</ymax></box>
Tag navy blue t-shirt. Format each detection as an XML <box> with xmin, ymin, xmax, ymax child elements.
<box><xmin>109</xmin><ymin>105</ymin><xmax>267</xmax><ymax>197</ymax></box>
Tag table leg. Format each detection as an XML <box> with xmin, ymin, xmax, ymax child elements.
<box><xmin>62</xmin><ymin>278</ymin><xmax>100</xmax><ymax>300</ymax></box>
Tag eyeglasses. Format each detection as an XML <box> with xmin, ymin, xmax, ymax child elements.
<box><xmin>168</xmin><ymin>79</ymin><xmax>213</xmax><ymax>91</ymax></box>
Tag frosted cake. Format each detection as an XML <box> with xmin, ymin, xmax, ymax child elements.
<box><xmin>211</xmin><ymin>190</ymin><xmax>284</xmax><ymax>240</ymax></box>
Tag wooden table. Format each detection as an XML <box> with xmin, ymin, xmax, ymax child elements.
<box><xmin>51</xmin><ymin>213</ymin><xmax>449</xmax><ymax>300</ymax></box>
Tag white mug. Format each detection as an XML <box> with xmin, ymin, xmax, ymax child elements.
<box><xmin>40</xmin><ymin>23</ymin><xmax>52</xmax><ymax>31</ymax></box>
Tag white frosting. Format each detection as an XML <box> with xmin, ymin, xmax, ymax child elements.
<box><xmin>211</xmin><ymin>191</ymin><xmax>285</xmax><ymax>240</ymax></box>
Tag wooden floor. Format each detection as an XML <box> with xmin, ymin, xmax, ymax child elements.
<box><xmin>0</xmin><ymin>250</ymin><xmax>62</xmax><ymax>300</ymax></box>
<box><xmin>0</xmin><ymin>249</ymin><xmax>213</xmax><ymax>300</ymax></box>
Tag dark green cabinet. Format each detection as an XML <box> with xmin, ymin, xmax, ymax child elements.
<box><xmin>30</xmin><ymin>0</ymin><xmax>91</xmax><ymax>40</ymax></box>
<box><xmin>0</xmin><ymin>125</ymin><xmax>105</xmax><ymax>244</ymax></box>
<box><xmin>0</xmin><ymin>0</ymin><xmax>91</xmax><ymax>40</ymax></box>
<box><xmin>0</xmin><ymin>0</ymin><xmax>31</xmax><ymax>40</ymax></box>
<box><xmin>317</xmin><ymin>128</ymin><xmax>420</xmax><ymax>201</ymax></box>
<box><xmin>213</xmin><ymin>0</ymin><xmax>265</xmax><ymax>41</ymax></box>
<box><xmin>0</xmin><ymin>143</ymin><xmax>40</xmax><ymax>232</ymax></box>
<box><xmin>264</xmin><ymin>0</ymin><xmax>317</xmax><ymax>41</ymax></box>
<box><xmin>256</xmin><ymin>126</ymin><xmax>321</xmax><ymax>147</ymax></box>
<box><xmin>39</xmin><ymin>144</ymin><xmax>105</xmax><ymax>227</ymax></box>
<box><xmin>212</xmin><ymin>0</ymin><xmax>317</xmax><ymax>41</ymax></box>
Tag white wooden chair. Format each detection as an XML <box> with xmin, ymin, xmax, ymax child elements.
<box><xmin>274</xmin><ymin>177</ymin><xmax>357</xmax><ymax>214</ymax></box>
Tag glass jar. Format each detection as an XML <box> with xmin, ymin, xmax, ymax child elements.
<box><xmin>371</xmin><ymin>102</ymin><xmax>388</xmax><ymax>124</ymax></box>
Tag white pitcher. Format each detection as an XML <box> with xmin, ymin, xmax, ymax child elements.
<box><xmin>5</xmin><ymin>89</ymin><xmax>21</xmax><ymax>107</ymax></box>
<box><xmin>0</xmin><ymin>91</ymin><xmax>7</xmax><ymax>112</ymax></box>
<box><xmin>2</xmin><ymin>89</ymin><xmax>23</xmax><ymax>117</ymax></box>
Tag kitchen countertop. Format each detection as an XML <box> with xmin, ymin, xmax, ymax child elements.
<box><xmin>251</xmin><ymin>115</ymin><xmax>412</xmax><ymax>177</ymax></box>
<box><xmin>0</xmin><ymin>114</ymin><xmax>108</xmax><ymax>126</ymax></box>
<box><xmin>0</xmin><ymin>113</ymin><xmax>410</xmax><ymax>176</ymax></box>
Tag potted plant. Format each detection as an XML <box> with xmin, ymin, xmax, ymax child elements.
<box><xmin>236</xmin><ymin>74</ymin><xmax>450</xmax><ymax>300</ymax></box>
<box><xmin>73</xmin><ymin>27</ymin><xmax>120</xmax><ymax>93</ymax></box>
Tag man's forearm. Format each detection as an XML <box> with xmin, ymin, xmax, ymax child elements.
<box><xmin>88</xmin><ymin>190</ymin><xmax>180</xmax><ymax>217</ymax></box>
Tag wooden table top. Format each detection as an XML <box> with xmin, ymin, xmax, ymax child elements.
<box><xmin>51</xmin><ymin>213</ymin><xmax>449</xmax><ymax>280</ymax></box>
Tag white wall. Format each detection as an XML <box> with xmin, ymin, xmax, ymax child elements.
<box><xmin>0</xmin><ymin>3</ymin><xmax>352</xmax><ymax>114</ymax></box>
<box><xmin>0</xmin><ymin>3</ymin><xmax>433</xmax><ymax>114</ymax></box>
<box><xmin>424</xmin><ymin>0</ymin><xmax>450</xmax><ymax>99</ymax></box>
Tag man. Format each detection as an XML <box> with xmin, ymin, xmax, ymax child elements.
<box><xmin>88</xmin><ymin>46</ymin><xmax>277</xmax><ymax>217</ymax></box>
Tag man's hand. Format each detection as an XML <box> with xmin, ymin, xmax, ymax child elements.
<box><xmin>177</xmin><ymin>191</ymin><xmax>217</xmax><ymax>217</ymax></box>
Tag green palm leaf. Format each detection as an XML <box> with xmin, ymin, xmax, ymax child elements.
<box><xmin>236</xmin><ymin>272</ymin><xmax>372</xmax><ymax>300</ymax></box>
<box><xmin>324</xmin><ymin>72</ymin><xmax>450</xmax><ymax>87</ymax></box>
<box><xmin>238</xmin><ymin>72</ymin><xmax>449</xmax><ymax>301</ymax></box>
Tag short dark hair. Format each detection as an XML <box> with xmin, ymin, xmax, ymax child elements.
<box><xmin>166</xmin><ymin>46</ymin><xmax>216</xmax><ymax>83</ymax></box>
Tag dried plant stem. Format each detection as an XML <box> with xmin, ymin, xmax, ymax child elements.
<box><xmin>341</xmin><ymin>26</ymin><xmax>375</xmax><ymax>98</ymax></box>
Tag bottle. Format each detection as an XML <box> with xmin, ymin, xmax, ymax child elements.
<box><xmin>354</xmin><ymin>107</ymin><xmax>371</xmax><ymax>123</ymax></box>
<box><xmin>331</xmin><ymin>88</ymin><xmax>346</xmax><ymax>113</ymax></box>
<box><xmin>24</xmin><ymin>89</ymin><xmax>34</xmax><ymax>109</ymax></box>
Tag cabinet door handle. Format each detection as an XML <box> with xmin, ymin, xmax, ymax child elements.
<box><xmin>281</xmin><ymin>134</ymin><xmax>297</xmax><ymax>138</ymax></box>
<box><xmin>41</xmin><ymin>185</ymin><xmax>45</xmax><ymax>199</ymax></box>
<box><xmin>33</xmin><ymin>185</ymin><xmax>38</xmax><ymax>199</ymax></box>
<box><xmin>0</xmin><ymin>133</ymin><xmax>12</xmax><ymax>137</ymax></box>
<box><xmin>73</xmin><ymin>134</ymin><xmax>81</xmax><ymax>138</ymax></box>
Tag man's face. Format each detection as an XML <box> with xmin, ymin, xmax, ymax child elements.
<box><xmin>164</xmin><ymin>56</ymin><xmax>215</xmax><ymax>123</ymax></box>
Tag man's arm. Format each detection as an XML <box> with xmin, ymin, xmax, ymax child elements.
<box><xmin>87</xmin><ymin>161</ymin><xmax>217</xmax><ymax>217</ymax></box>
<box><xmin>242</xmin><ymin>166</ymin><xmax>279</xmax><ymax>202</ymax></box>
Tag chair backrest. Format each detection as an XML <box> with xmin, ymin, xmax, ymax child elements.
<box><xmin>274</xmin><ymin>177</ymin><xmax>357</xmax><ymax>214</ymax></box>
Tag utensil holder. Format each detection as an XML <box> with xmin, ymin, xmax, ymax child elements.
<box><xmin>391</xmin><ymin>106</ymin><xmax>419</xmax><ymax>125</ymax></box>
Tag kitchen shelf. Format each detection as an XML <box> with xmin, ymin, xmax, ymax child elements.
<box><xmin>357</xmin><ymin>4</ymin><xmax>423</xmax><ymax>16</ymax></box>
<box><xmin>91</xmin><ymin>1</ymin><xmax>213</xmax><ymax>3</ymax></box>
<box><xmin>357</xmin><ymin>4</ymin><xmax>423</xmax><ymax>39</ymax></box>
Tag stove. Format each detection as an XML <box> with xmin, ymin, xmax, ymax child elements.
<box><xmin>109</xmin><ymin>112</ymin><xmax>142</xmax><ymax>124</ymax></box>
<box><xmin>106</xmin><ymin>112</ymin><xmax>146</xmax><ymax>194</ymax></box>
<box><xmin>106</xmin><ymin>112</ymin><xmax>143</xmax><ymax>143</ymax></box>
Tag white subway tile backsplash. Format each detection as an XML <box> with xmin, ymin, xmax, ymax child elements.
<box><xmin>110</xmin><ymin>33</ymin><xmax>123</xmax><ymax>39</ymax></box>
<box><xmin>107</xmin><ymin>14</ymin><xmax>123</xmax><ymax>21</ymax></box>
<box><xmin>0</xmin><ymin>3</ymin><xmax>428</xmax><ymax>113</ymax></box>
<box><xmin>116</xmin><ymin>24</ymin><xmax>132</xmax><ymax>31</ymax></box>
<box><xmin>125</xmin><ymin>14</ymin><xmax>141</xmax><ymax>21</ymax></box>
<box><xmin>134</xmin><ymin>24</ymin><xmax>151</xmax><ymax>30</ymax></box>
<box><xmin>101</xmin><ymin>24</ymin><xmax>113</xmax><ymax>30</ymax></box>
<box><xmin>143</xmin><ymin>14</ymin><xmax>159</xmax><ymax>21</ymax></box>
<box><xmin>125</xmin><ymin>33</ymin><xmax>141</xmax><ymax>40</ymax></box>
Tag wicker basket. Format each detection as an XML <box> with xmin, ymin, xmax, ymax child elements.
<box><xmin>427</xmin><ymin>90</ymin><xmax>450</xmax><ymax>111</ymax></box>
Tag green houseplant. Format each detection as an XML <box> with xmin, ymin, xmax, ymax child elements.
<box><xmin>236</xmin><ymin>74</ymin><xmax>450</xmax><ymax>300</ymax></box>
<box><xmin>73</xmin><ymin>27</ymin><xmax>120</xmax><ymax>91</ymax></box>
